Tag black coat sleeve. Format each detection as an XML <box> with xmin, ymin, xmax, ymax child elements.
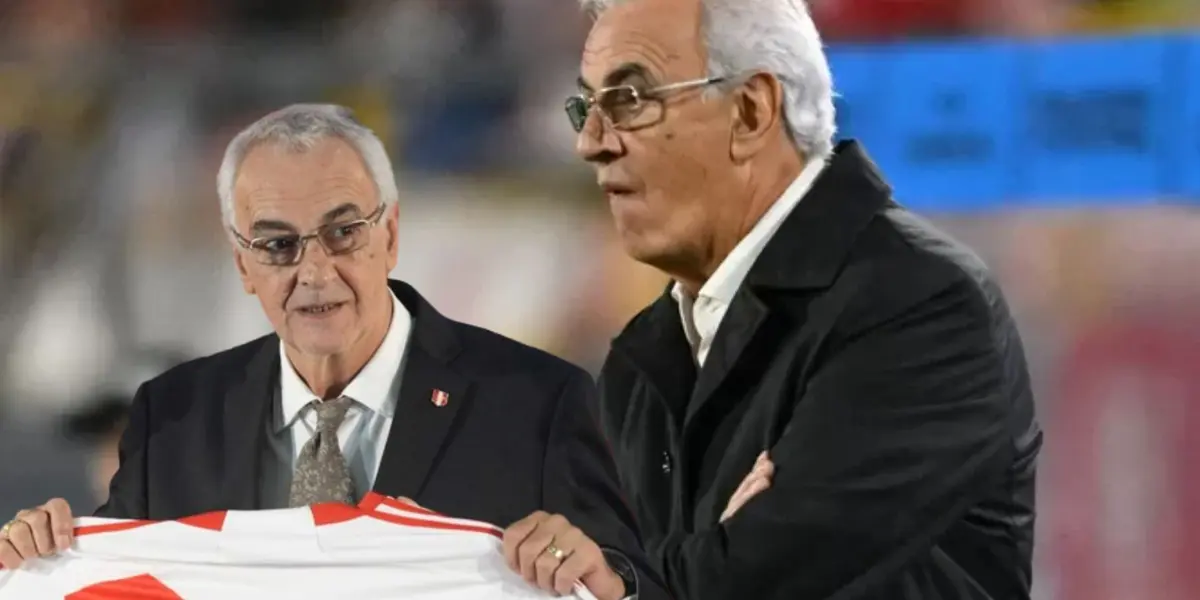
<box><xmin>93</xmin><ymin>383</ymin><xmax>150</xmax><ymax>519</ymax></box>
<box><xmin>654</xmin><ymin>277</ymin><xmax>1016</xmax><ymax>599</ymax></box>
<box><xmin>542</xmin><ymin>368</ymin><xmax>673</xmax><ymax>599</ymax></box>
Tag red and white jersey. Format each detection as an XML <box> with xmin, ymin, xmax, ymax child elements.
<box><xmin>0</xmin><ymin>493</ymin><xmax>598</xmax><ymax>600</ymax></box>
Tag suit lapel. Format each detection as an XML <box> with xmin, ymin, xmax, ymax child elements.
<box><xmin>221</xmin><ymin>338</ymin><xmax>278</xmax><ymax>510</ymax></box>
<box><xmin>683</xmin><ymin>288</ymin><xmax>770</xmax><ymax>433</ymax></box>
<box><xmin>610</xmin><ymin>292</ymin><xmax>697</xmax><ymax>428</ymax></box>
<box><xmin>676</xmin><ymin>141</ymin><xmax>893</xmax><ymax>497</ymax></box>
<box><xmin>372</xmin><ymin>280</ymin><xmax>471</xmax><ymax>500</ymax></box>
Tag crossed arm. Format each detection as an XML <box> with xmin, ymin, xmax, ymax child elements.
<box><xmin>645</xmin><ymin>280</ymin><xmax>1017</xmax><ymax>599</ymax></box>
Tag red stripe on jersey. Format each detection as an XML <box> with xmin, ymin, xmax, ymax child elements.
<box><xmin>366</xmin><ymin>509</ymin><xmax>502</xmax><ymax>539</ymax></box>
<box><xmin>310</xmin><ymin>502</ymin><xmax>363</xmax><ymax>526</ymax></box>
<box><xmin>65</xmin><ymin>573</ymin><xmax>183</xmax><ymax>599</ymax></box>
<box><xmin>74</xmin><ymin>511</ymin><xmax>227</xmax><ymax>537</ymax></box>
<box><xmin>360</xmin><ymin>491</ymin><xmax>442</xmax><ymax>517</ymax></box>
<box><xmin>176</xmin><ymin>511</ymin><xmax>226</xmax><ymax>531</ymax></box>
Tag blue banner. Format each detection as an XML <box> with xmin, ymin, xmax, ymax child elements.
<box><xmin>826</xmin><ymin>33</ymin><xmax>1200</xmax><ymax>211</ymax></box>
<box><xmin>828</xmin><ymin>48</ymin><xmax>887</xmax><ymax>145</ymax></box>
<box><xmin>1022</xmin><ymin>36</ymin><xmax>1170</xmax><ymax>204</ymax></box>
<box><xmin>867</xmin><ymin>41</ymin><xmax>1019</xmax><ymax>211</ymax></box>
<box><xmin>1179</xmin><ymin>36</ymin><xmax>1200</xmax><ymax>199</ymax></box>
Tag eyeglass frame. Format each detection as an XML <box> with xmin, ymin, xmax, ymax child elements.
<box><xmin>565</xmin><ymin>75</ymin><xmax>731</xmax><ymax>133</ymax></box>
<box><xmin>229</xmin><ymin>202</ymin><xmax>388</xmax><ymax>266</ymax></box>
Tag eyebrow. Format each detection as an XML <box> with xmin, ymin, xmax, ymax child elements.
<box><xmin>577</xmin><ymin>62</ymin><xmax>654</xmax><ymax>92</ymax></box>
<box><xmin>249</xmin><ymin>203</ymin><xmax>363</xmax><ymax>235</ymax></box>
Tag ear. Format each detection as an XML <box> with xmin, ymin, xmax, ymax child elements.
<box><xmin>729</xmin><ymin>73</ymin><xmax>785</xmax><ymax>162</ymax></box>
<box><xmin>232</xmin><ymin>245</ymin><xmax>256</xmax><ymax>295</ymax></box>
<box><xmin>384</xmin><ymin>202</ymin><xmax>400</xmax><ymax>272</ymax></box>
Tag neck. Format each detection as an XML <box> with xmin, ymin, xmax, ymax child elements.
<box><xmin>675</xmin><ymin>151</ymin><xmax>805</xmax><ymax>296</ymax></box>
<box><xmin>287</xmin><ymin>302</ymin><xmax>393</xmax><ymax>400</ymax></box>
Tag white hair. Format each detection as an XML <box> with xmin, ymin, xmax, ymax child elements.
<box><xmin>216</xmin><ymin>103</ymin><xmax>399</xmax><ymax>229</ymax></box>
<box><xmin>580</xmin><ymin>0</ymin><xmax>836</xmax><ymax>159</ymax></box>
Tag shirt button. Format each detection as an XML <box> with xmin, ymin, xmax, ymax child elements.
<box><xmin>661</xmin><ymin>451</ymin><xmax>672</xmax><ymax>474</ymax></box>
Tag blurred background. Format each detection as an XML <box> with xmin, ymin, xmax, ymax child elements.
<box><xmin>2</xmin><ymin>0</ymin><xmax>1199</xmax><ymax>598</ymax></box>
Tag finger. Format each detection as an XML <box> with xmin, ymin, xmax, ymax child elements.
<box><xmin>534</xmin><ymin>545</ymin><xmax>570</xmax><ymax>592</ymax></box>
<box><xmin>0</xmin><ymin>539</ymin><xmax>25</xmax><ymax>570</ymax></box>
<box><xmin>553</xmin><ymin>544</ymin><xmax>599</xmax><ymax>596</ymax></box>
<box><xmin>41</xmin><ymin>498</ymin><xmax>74</xmax><ymax>551</ymax></box>
<box><xmin>502</xmin><ymin>511</ymin><xmax>546</xmax><ymax>571</ymax></box>
<box><xmin>517</xmin><ymin>525</ymin><xmax>558</xmax><ymax>584</ymax></box>
<box><xmin>15</xmin><ymin>509</ymin><xmax>54</xmax><ymax>556</ymax></box>
<box><xmin>536</xmin><ymin>526</ymin><xmax>587</xmax><ymax>592</ymax></box>
<box><xmin>742</xmin><ymin>475</ymin><xmax>771</xmax><ymax>500</ymax></box>
<box><xmin>729</xmin><ymin>463</ymin><xmax>771</xmax><ymax>506</ymax></box>
<box><xmin>5</xmin><ymin>521</ymin><xmax>39</xmax><ymax>560</ymax></box>
<box><xmin>729</xmin><ymin>469</ymin><xmax>759</xmax><ymax>504</ymax></box>
<box><xmin>735</xmin><ymin>477</ymin><xmax>772</xmax><ymax>510</ymax></box>
<box><xmin>751</xmin><ymin>458</ymin><xmax>775</xmax><ymax>480</ymax></box>
<box><xmin>722</xmin><ymin>477</ymin><xmax>771</xmax><ymax>522</ymax></box>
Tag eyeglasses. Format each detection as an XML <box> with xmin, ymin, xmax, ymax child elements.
<box><xmin>230</xmin><ymin>203</ymin><xmax>387</xmax><ymax>266</ymax></box>
<box><xmin>565</xmin><ymin>75</ymin><xmax>729</xmax><ymax>133</ymax></box>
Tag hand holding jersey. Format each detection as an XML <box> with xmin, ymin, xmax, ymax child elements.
<box><xmin>0</xmin><ymin>494</ymin><xmax>600</xmax><ymax>599</ymax></box>
<box><xmin>503</xmin><ymin>511</ymin><xmax>626</xmax><ymax>600</ymax></box>
<box><xmin>0</xmin><ymin>498</ymin><xmax>74</xmax><ymax>569</ymax></box>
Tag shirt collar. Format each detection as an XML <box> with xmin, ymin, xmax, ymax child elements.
<box><xmin>672</xmin><ymin>156</ymin><xmax>828</xmax><ymax>307</ymax></box>
<box><xmin>277</xmin><ymin>291</ymin><xmax>412</xmax><ymax>431</ymax></box>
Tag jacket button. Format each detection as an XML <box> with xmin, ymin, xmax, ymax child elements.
<box><xmin>661</xmin><ymin>451</ymin><xmax>672</xmax><ymax>474</ymax></box>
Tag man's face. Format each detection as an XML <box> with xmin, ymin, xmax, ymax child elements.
<box><xmin>230</xmin><ymin>137</ymin><xmax>398</xmax><ymax>359</ymax></box>
<box><xmin>576</xmin><ymin>0</ymin><xmax>735</xmax><ymax>273</ymax></box>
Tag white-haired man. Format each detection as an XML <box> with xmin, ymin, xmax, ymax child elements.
<box><xmin>0</xmin><ymin>104</ymin><xmax>670</xmax><ymax>600</ymax></box>
<box><xmin>570</xmin><ymin>0</ymin><xmax>1041</xmax><ymax>598</ymax></box>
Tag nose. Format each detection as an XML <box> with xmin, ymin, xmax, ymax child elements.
<box><xmin>296</xmin><ymin>239</ymin><xmax>335</xmax><ymax>289</ymax></box>
<box><xmin>574</xmin><ymin>109</ymin><xmax>623</xmax><ymax>164</ymax></box>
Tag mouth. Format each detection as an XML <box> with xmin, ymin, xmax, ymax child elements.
<box><xmin>295</xmin><ymin>302</ymin><xmax>347</xmax><ymax>317</ymax></box>
<box><xmin>600</xmin><ymin>182</ymin><xmax>637</xmax><ymax>198</ymax></box>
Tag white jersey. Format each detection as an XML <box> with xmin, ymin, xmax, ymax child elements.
<box><xmin>0</xmin><ymin>493</ymin><xmax>597</xmax><ymax>600</ymax></box>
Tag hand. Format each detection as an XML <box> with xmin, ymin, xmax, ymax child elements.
<box><xmin>503</xmin><ymin>511</ymin><xmax>625</xmax><ymax>600</ymax></box>
<box><xmin>0</xmin><ymin>498</ymin><xmax>74</xmax><ymax>569</ymax></box>
<box><xmin>720</xmin><ymin>452</ymin><xmax>774</xmax><ymax>522</ymax></box>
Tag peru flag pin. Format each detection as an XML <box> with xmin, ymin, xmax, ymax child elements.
<box><xmin>430</xmin><ymin>389</ymin><xmax>450</xmax><ymax>407</ymax></box>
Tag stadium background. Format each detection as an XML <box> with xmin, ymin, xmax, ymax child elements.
<box><xmin>1</xmin><ymin>1</ymin><xmax>1199</xmax><ymax>598</ymax></box>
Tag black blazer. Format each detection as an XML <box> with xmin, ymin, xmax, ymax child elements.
<box><xmin>97</xmin><ymin>280</ymin><xmax>667</xmax><ymax>597</ymax></box>
<box><xmin>598</xmin><ymin>141</ymin><xmax>1041</xmax><ymax>600</ymax></box>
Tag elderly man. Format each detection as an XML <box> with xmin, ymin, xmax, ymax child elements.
<box><xmin>0</xmin><ymin>104</ymin><xmax>667</xmax><ymax>600</ymax></box>
<box><xmin>571</xmin><ymin>0</ymin><xmax>1041</xmax><ymax>599</ymax></box>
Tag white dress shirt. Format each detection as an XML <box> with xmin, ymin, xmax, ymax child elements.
<box><xmin>260</xmin><ymin>291</ymin><xmax>413</xmax><ymax>506</ymax></box>
<box><xmin>672</xmin><ymin>157</ymin><xmax>828</xmax><ymax>366</ymax></box>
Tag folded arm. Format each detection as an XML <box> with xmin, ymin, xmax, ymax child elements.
<box><xmin>655</xmin><ymin>278</ymin><xmax>1015</xmax><ymax>599</ymax></box>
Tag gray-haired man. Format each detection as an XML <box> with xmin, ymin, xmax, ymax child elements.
<box><xmin>0</xmin><ymin>104</ymin><xmax>667</xmax><ymax>600</ymax></box>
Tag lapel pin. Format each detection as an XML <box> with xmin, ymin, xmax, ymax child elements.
<box><xmin>430</xmin><ymin>389</ymin><xmax>450</xmax><ymax>407</ymax></box>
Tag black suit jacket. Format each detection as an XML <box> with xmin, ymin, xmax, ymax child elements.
<box><xmin>97</xmin><ymin>280</ymin><xmax>668</xmax><ymax>598</ymax></box>
<box><xmin>598</xmin><ymin>141</ymin><xmax>1041</xmax><ymax>600</ymax></box>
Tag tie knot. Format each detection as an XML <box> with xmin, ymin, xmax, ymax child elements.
<box><xmin>312</xmin><ymin>397</ymin><xmax>352</xmax><ymax>432</ymax></box>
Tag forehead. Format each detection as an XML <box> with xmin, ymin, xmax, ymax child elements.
<box><xmin>233</xmin><ymin>137</ymin><xmax>377</xmax><ymax>221</ymax></box>
<box><xmin>581</xmin><ymin>0</ymin><xmax>705</xmax><ymax>86</ymax></box>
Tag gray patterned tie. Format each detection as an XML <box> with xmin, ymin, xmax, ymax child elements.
<box><xmin>288</xmin><ymin>397</ymin><xmax>355</xmax><ymax>507</ymax></box>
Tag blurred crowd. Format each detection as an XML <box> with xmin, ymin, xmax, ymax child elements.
<box><xmin>2</xmin><ymin>1</ymin><xmax>1200</xmax><ymax>599</ymax></box>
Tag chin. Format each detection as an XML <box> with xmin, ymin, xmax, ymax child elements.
<box><xmin>285</xmin><ymin>329</ymin><xmax>354</xmax><ymax>358</ymax></box>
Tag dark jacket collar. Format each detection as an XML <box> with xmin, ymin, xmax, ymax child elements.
<box><xmin>606</xmin><ymin>140</ymin><xmax>893</xmax><ymax>425</ymax></box>
<box><xmin>615</xmin><ymin>140</ymin><xmax>891</xmax><ymax>345</ymax></box>
<box><xmin>745</xmin><ymin>139</ymin><xmax>891</xmax><ymax>291</ymax></box>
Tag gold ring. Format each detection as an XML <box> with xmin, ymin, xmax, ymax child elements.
<box><xmin>0</xmin><ymin>519</ymin><xmax>19</xmax><ymax>539</ymax></box>
<box><xmin>544</xmin><ymin>544</ymin><xmax>567</xmax><ymax>561</ymax></box>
